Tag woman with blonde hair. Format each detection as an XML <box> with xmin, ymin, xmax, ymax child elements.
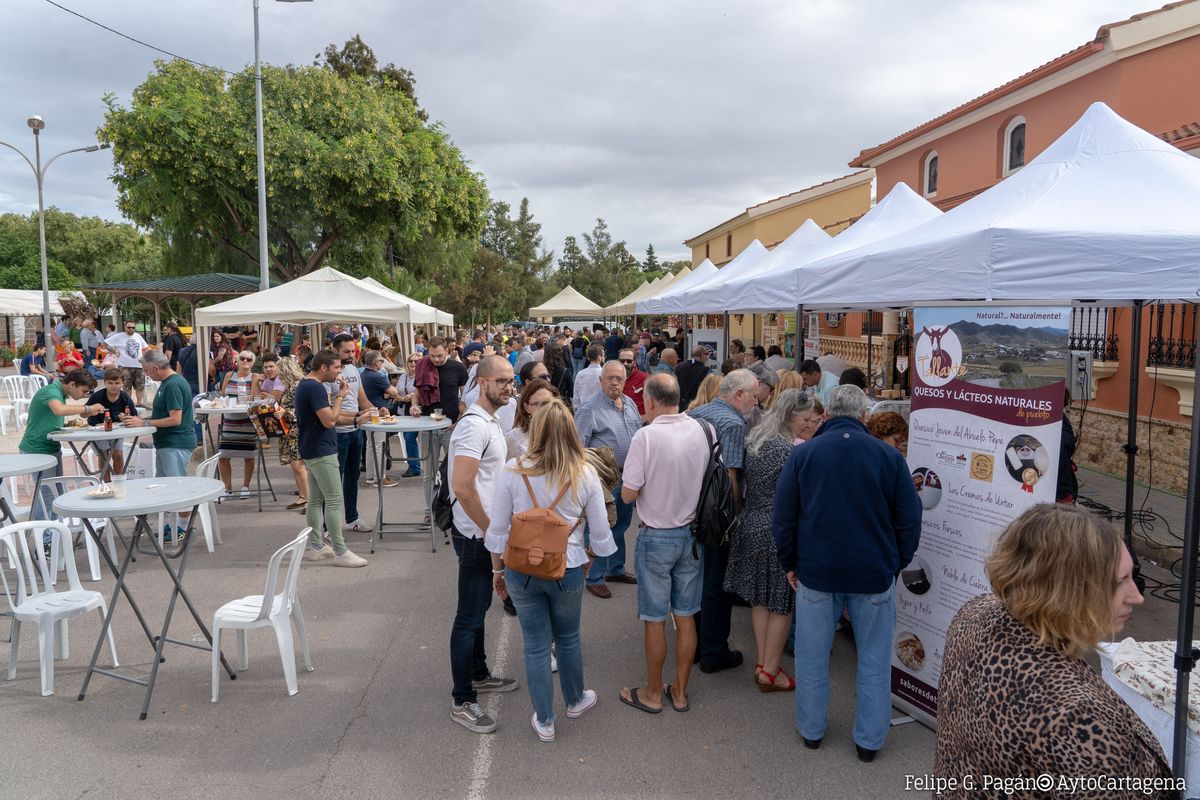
<box><xmin>686</xmin><ymin>373</ymin><xmax>721</xmax><ymax>411</ymax></box>
<box><xmin>506</xmin><ymin>381</ymin><xmax>560</xmax><ymax>460</ymax></box>
<box><xmin>769</xmin><ymin>371</ymin><xmax>804</xmax><ymax>408</ymax></box>
<box><xmin>935</xmin><ymin>504</ymin><xmax>1171</xmax><ymax>791</ymax></box>
<box><xmin>217</xmin><ymin>349</ymin><xmax>261</xmax><ymax>497</ymax></box>
<box><xmin>276</xmin><ymin>356</ymin><xmax>308</xmax><ymax>510</ymax></box>
<box><xmin>485</xmin><ymin>400</ymin><xmax>616</xmax><ymax>743</ymax></box>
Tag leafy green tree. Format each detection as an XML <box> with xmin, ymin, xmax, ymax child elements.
<box><xmin>660</xmin><ymin>258</ymin><xmax>690</xmax><ymax>275</ymax></box>
<box><xmin>100</xmin><ymin>58</ymin><xmax>488</xmax><ymax>283</ymax></box>
<box><xmin>316</xmin><ymin>35</ymin><xmax>425</xmax><ymax>121</ymax></box>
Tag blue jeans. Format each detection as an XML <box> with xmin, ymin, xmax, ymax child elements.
<box><xmin>571</xmin><ymin>357</ymin><xmax>585</xmax><ymax>379</ymax></box>
<box><xmin>403</xmin><ymin>431</ymin><xmax>421</xmax><ymax>476</ymax></box>
<box><xmin>634</xmin><ymin>526</ymin><xmax>702</xmax><ymax>621</ymax></box>
<box><xmin>450</xmin><ymin>529</ymin><xmax>494</xmax><ymax>705</ymax></box>
<box><xmin>506</xmin><ymin>565</ymin><xmax>585</xmax><ymax>724</ymax></box>
<box><xmin>793</xmin><ymin>581</ymin><xmax>896</xmax><ymax>751</ymax></box>
<box><xmin>336</xmin><ymin>429</ymin><xmax>364</xmax><ymax>524</ymax></box>
<box><xmin>18</xmin><ymin>448</ymin><xmax>62</xmax><ymax>543</ymax></box>
<box><xmin>585</xmin><ymin>486</ymin><xmax>632</xmax><ymax>585</ymax></box>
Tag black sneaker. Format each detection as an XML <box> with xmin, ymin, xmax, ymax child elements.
<box><xmin>472</xmin><ymin>675</ymin><xmax>519</xmax><ymax>693</ymax></box>
<box><xmin>451</xmin><ymin>701</ymin><xmax>497</xmax><ymax>734</ymax></box>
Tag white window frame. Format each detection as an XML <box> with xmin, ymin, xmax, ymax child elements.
<box><xmin>922</xmin><ymin>150</ymin><xmax>939</xmax><ymax>198</ymax></box>
<box><xmin>1003</xmin><ymin>116</ymin><xmax>1026</xmax><ymax>176</ymax></box>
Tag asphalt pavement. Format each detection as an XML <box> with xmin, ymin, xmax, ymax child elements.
<box><xmin>0</xmin><ymin>461</ymin><xmax>1190</xmax><ymax>800</ymax></box>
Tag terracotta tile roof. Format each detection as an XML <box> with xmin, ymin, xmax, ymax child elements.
<box><xmin>849</xmin><ymin>2</ymin><xmax>1197</xmax><ymax>167</ymax></box>
<box><xmin>746</xmin><ymin>170</ymin><xmax>872</xmax><ymax>212</ymax></box>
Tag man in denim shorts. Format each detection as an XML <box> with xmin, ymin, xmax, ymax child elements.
<box><xmin>617</xmin><ymin>373</ymin><xmax>712</xmax><ymax>714</ymax></box>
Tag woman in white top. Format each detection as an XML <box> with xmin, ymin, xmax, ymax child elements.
<box><xmin>486</xmin><ymin>400</ymin><xmax>616</xmax><ymax>743</ymax></box>
<box><xmin>504</xmin><ymin>381</ymin><xmax>559</xmax><ymax>460</ymax></box>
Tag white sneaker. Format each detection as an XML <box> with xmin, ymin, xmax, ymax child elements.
<box><xmin>531</xmin><ymin>712</ymin><xmax>555</xmax><ymax>742</ymax></box>
<box><xmin>239</xmin><ymin>486</ymin><xmax>251</xmax><ymax>498</ymax></box>
<box><xmin>566</xmin><ymin>689</ymin><xmax>597</xmax><ymax>719</ymax></box>
<box><xmin>333</xmin><ymin>549</ymin><xmax>368</xmax><ymax>568</ymax></box>
<box><xmin>304</xmin><ymin>544</ymin><xmax>335</xmax><ymax>561</ymax></box>
<box><xmin>346</xmin><ymin>519</ymin><xmax>374</xmax><ymax>533</ymax></box>
<box><xmin>551</xmin><ymin>652</ymin><xmax>558</xmax><ymax>673</ymax></box>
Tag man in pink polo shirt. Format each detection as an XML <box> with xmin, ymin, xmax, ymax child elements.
<box><xmin>616</xmin><ymin>372</ymin><xmax>711</xmax><ymax>715</ymax></box>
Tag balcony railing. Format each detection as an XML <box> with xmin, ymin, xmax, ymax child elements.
<box><xmin>1147</xmin><ymin>302</ymin><xmax>1198</xmax><ymax>370</ymax></box>
<box><xmin>1069</xmin><ymin>306</ymin><xmax>1120</xmax><ymax>362</ymax></box>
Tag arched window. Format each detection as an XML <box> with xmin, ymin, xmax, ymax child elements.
<box><xmin>1003</xmin><ymin>116</ymin><xmax>1026</xmax><ymax>175</ymax></box>
<box><xmin>922</xmin><ymin>150</ymin><xmax>939</xmax><ymax>197</ymax></box>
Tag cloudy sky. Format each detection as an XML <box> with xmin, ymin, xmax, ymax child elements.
<box><xmin>0</xmin><ymin>0</ymin><xmax>1159</xmax><ymax>263</ymax></box>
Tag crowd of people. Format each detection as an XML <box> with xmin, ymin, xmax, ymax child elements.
<box><xmin>11</xmin><ymin>316</ymin><xmax>1169</xmax><ymax>789</ymax></box>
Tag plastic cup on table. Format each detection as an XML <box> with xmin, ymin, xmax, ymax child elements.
<box><xmin>110</xmin><ymin>475</ymin><xmax>127</xmax><ymax>499</ymax></box>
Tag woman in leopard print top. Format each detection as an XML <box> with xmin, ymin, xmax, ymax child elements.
<box><xmin>934</xmin><ymin>504</ymin><xmax>1176</xmax><ymax>799</ymax></box>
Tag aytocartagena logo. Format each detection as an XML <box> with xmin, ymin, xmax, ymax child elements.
<box><xmin>915</xmin><ymin>325</ymin><xmax>964</xmax><ymax>388</ymax></box>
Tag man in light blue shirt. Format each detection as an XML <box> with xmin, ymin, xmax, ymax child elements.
<box><xmin>800</xmin><ymin>359</ymin><xmax>841</xmax><ymax>406</ymax></box>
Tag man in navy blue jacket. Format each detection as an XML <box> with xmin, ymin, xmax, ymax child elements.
<box><xmin>773</xmin><ymin>384</ymin><xmax>921</xmax><ymax>764</ymax></box>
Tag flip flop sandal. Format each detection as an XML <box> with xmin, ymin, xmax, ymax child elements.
<box><xmin>287</xmin><ymin>499</ymin><xmax>307</xmax><ymax>510</ymax></box>
<box><xmin>663</xmin><ymin>684</ymin><xmax>689</xmax><ymax>713</ymax></box>
<box><xmin>619</xmin><ymin>687</ymin><xmax>662</xmax><ymax>714</ymax></box>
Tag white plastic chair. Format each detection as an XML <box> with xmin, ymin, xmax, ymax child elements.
<box><xmin>30</xmin><ymin>476</ymin><xmax>117</xmax><ymax>584</ymax></box>
<box><xmin>211</xmin><ymin>529</ymin><xmax>312</xmax><ymax>702</ymax></box>
<box><xmin>1</xmin><ymin>521</ymin><xmax>119</xmax><ymax>696</ymax></box>
<box><xmin>27</xmin><ymin>374</ymin><xmax>49</xmax><ymax>391</ymax></box>
<box><xmin>2</xmin><ymin>375</ymin><xmax>31</xmax><ymax>428</ymax></box>
<box><xmin>156</xmin><ymin>455</ymin><xmax>222</xmax><ymax>553</ymax></box>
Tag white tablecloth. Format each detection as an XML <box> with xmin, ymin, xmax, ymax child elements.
<box><xmin>1099</xmin><ymin>640</ymin><xmax>1200</xmax><ymax>797</ymax></box>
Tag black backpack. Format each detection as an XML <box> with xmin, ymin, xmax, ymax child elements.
<box><xmin>431</xmin><ymin>437</ymin><xmax>491</xmax><ymax>533</ymax></box>
<box><xmin>690</xmin><ymin>423</ymin><xmax>739</xmax><ymax>554</ymax></box>
<box><xmin>432</xmin><ymin>454</ymin><xmax>456</xmax><ymax>532</ymax></box>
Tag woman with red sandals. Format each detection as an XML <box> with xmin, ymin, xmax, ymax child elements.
<box><xmin>724</xmin><ymin>389</ymin><xmax>822</xmax><ymax>692</ymax></box>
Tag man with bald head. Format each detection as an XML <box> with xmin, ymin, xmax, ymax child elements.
<box><xmin>653</xmin><ymin>346</ymin><xmax>679</xmax><ymax>375</ymax></box>
<box><xmin>675</xmin><ymin>345</ymin><xmax>712</xmax><ymax>408</ymax></box>
<box><xmin>575</xmin><ymin>359</ymin><xmax>643</xmax><ymax>598</ymax></box>
<box><xmin>448</xmin><ymin>354</ymin><xmax>519</xmax><ymax>734</ymax></box>
<box><xmin>618</xmin><ymin>372</ymin><xmax>711</xmax><ymax>713</ymax></box>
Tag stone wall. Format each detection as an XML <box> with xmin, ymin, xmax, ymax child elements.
<box><xmin>1069</xmin><ymin>405</ymin><xmax>1190</xmax><ymax>495</ymax></box>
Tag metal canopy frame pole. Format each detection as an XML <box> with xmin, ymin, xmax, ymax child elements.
<box><xmin>1123</xmin><ymin>301</ymin><xmax>1143</xmax><ymax>571</ymax></box>
<box><xmin>1172</xmin><ymin>342</ymin><xmax>1200</xmax><ymax>778</ymax></box>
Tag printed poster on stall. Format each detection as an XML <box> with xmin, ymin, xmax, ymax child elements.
<box><xmin>892</xmin><ymin>305</ymin><xmax>1069</xmax><ymax>728</ymax></box>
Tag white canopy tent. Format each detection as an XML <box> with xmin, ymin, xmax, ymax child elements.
<box><xmin>798</xmin><ymin>103</ymin><xmax>1200</xmax><ymax>310</ymax></box>
<box><xmin>677</xmin><ymin>239</ymin><xmax>770</xmax><ymax>313</ymax></box>
<box><xmin>359</xmin><ymin>277</ymin><xmax>454</xmax><ymax>328</ymax></box>
<box><xmin>723</xmin><ymin>184</ymin><xmax>940</xmax><ymax>311</ymax></box>
<box><xmin>636</xmin><ymin>259</ymin><xmax>718</xmax><ymax>315</ymax></box>
<box><xmin>0</xmin><ymin>289</ymin><xmax>68</xmax><ymax>316</ymax></box>
<box><xmin>605</xmin><ymin>280</ymin><xmax>650</xmax><ymax>316</ymax></box>
<box><xmin>782</xmin><ymin>103</ymin><xmax>1200</xmax><ymax>778</ymax></box>
<box><xmin>194</xmin><ymin>267</ymin><xmax>445</xmax><ymax>390</ymax></box>
<box><xmin>529</xmin><ymin>285</ymin><xmax>606</xmax><ymax>319</ymax></box>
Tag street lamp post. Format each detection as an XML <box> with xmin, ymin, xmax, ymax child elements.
<box><xmin>253</xmin><ymin>0</ymin><xmax>313</xmax><ymax>292</ymax></box>
<box><xmin>0</xmin><ymin>117</ymin><xmax>108</xmax><ymax>370</ymax></box>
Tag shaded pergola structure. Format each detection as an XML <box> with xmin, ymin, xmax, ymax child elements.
<box><xmin>83</xmin><ymin>273</ymin><xmax>276</xmax><ymax>344</ymax></box>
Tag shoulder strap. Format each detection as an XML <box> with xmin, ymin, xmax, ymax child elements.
<box><xmin>547</xmin><ymin>480</ymin><xmax>571</xmax><ymax>511</ymax></box>
<box><xmin>520</xmin><ymin>473</ymin><xmax>541</xmax><ymax>507</ymax></box>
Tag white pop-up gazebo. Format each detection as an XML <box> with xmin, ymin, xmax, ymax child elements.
<box><xmin>636</xmin><ymin>259</ymin><xmax>718</xmax><ymax>315</ymax></box>
<box><xmin>795</xmin><ymin>102</ymin><xmax>1200</xmax><ymax>778</ymax></box>
<box><xmin>723</xmin><ymin>183</ymin><xmax>941</xmax><ymax>312</ymax></box>
<box><xmin>194</xmin><ymin>266</ymin><xmax>442</xmax><ymax>389</ymax></box>
<box><xmin>675</xmin><ymin>239</ymin><xmax>770</xmax><ymax>314</ymax></box>
<box><xmin>529</xmin><ymin>285</ymin><xmax>606</xmax><ymax>319</ymax></box>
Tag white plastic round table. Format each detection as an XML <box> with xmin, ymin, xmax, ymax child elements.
<box><xmin>0</xmin><ymin>453</ymin><xmax>58</xmax><ymax>479</ymax></box>
<box><xmin>362</xmin><ymin>417</ymin><xmax>451</xmax><ymax>553</ymax></box>
<box><xmin>53</xmin><ymin>476</ymin><xmax>225</xmax><ymax>518</ymax></box>
<box><xmin>0</xmin><ymin>453</ymin><xmax>59</xmax><ymax>525</ymax></box>
<box><xmin>49</xmin><ymin>424</ymin><xmax>151</xmax><ymax>479</ymax></box>
<box><xmin>54</xmin><ymin>476</ymin><xmax>228</xmax><ymax>720</ymax></box>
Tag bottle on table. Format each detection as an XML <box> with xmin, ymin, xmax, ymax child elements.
<box><xmin>104</xmin><ymin>410</ymin><xmax>112</xmax><ymax>432</ymax></box>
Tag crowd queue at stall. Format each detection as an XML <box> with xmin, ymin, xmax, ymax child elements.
<box><xmin>5</xmin><ymin>314</ymin><xmax>1174</xmax><ymax>797</ymax></box>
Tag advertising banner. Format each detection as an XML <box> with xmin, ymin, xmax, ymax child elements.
<box><xmin>892</xmin><ymin>305</ymin><xmax>1069</xmax><ymax>727</ymax></box>
<box><xmin>692</xmin><ymin>328</ymin><xmax>726</xmax><ymax>366</ymax></box>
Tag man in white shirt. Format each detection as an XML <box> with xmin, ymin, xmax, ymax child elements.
<box><xmin>105</xmin><ymin>320</ymin><xmax>150</xmax><ymax>405</ymax></box>
<box><xmin>572</xmin><ymin>343</ymin><xmax>605</xmax><ymax>408</ymax></box>
<box><xmin>448</xmin><ymin>355</ymin><xmax>519</xmax><ymax>734</ymax></box>
<box><xmin>331</xmin><ymin>333</ymin><xmax>374</xmax><ymax>534</ymax></box>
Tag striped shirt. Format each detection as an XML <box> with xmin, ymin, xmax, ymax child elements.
<box><xmin>574</xmin><ymin>390</ymin><xmax>642</xmax><ymax>470</ymax></box>
<box><xmin>687</xmin><ymin>398</ymin><xmax>748</xmax><ymax>470</ymax></box>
